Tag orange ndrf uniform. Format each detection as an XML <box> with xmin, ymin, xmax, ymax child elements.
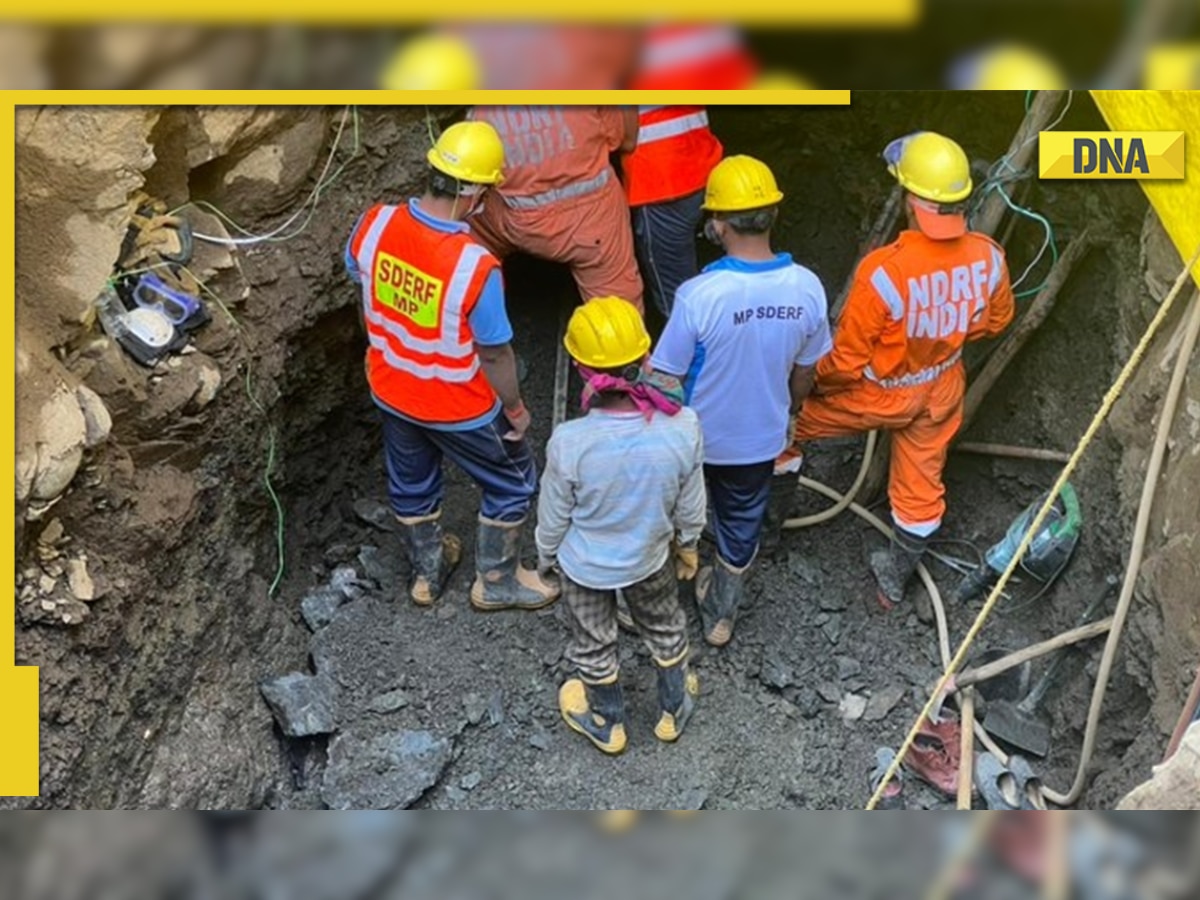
<box><xmin>795</xmin><ymin>228</ymin><xmax>1015</xmax><ymax>535</ymax></box>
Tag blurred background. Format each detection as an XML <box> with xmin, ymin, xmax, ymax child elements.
<box><xmin>2</xmin><ymin>811</ymin><xmax>1199</xmax><ymax>899</ymax></box>
<box><xmin>0</xmin><ymin>1</ymin><xmax>1197</xmax><ymax>90</ymax></box>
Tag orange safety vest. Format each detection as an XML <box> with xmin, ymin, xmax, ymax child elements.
<box><xmin>350</xmin><ymin>203</ymin><xmax>500</xmax><ymax>424</ymax></box>
<box><xmin>627</xmin><ymin>24</ymin><xmax>758</xmax><ymax>90</ymax></box>
<box><xmin>623</xmin><ymin>105</ymin><xmax>724</xmax><ymax>206</ymax></box>
<box><xmin>818</xmin><ymin>230</ymin><xmax>1015</xmax><ymax>392</ymax></box>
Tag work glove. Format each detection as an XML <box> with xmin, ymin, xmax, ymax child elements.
<box><xmin>673</xmin><ymin>542</ymin><xmax>699</xmax><ymax>581</ymax></box>
<box><xmin>503</xmin><ymin>401</ymin><xmax>532</xmax><ymax>442</ymax></box>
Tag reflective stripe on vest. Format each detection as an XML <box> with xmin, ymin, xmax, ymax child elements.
<box><xmin>863</xmin><ymin>349</ymin><xmax>963</xmax><ymax>390</ymax></box>
<box><xmin>988</xmin><ymin>246</ymin><xmax>1004</xmax><ymax>292</ymax></box>
<box><xmin>501</xmin><ymin>167</ymin><xmax>610</xmax><ymax>209</ymax></box>
<box><xmin>641</xmin><ymin>26</ymin><xmax>741</xmax><ymax>72</ymax></box>
<box><xmin>355</xmin><ymin>205</ymin><xmax>486</xmax><ymax>381</ymax></box>
<box><xmin>366</xmin><ymin>332</ymin><xmax>481</xmax><ymax>383</ymax></box>
<box><xmin>869</xmin><ymin>265</ymin><xmax>906</xmax><ymax>321</ymax></box>
<box><xmin>637</xmin><ymin>109</ymin><xmax>710</xmax><ymax>145</ymax></box>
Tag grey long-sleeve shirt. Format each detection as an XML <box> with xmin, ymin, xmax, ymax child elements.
<box><xmin>535</xmin><ymin>407</ymin><xmax>707</xmax><ymax>590</ymax></box>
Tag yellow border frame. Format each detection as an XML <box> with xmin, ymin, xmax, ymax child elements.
<box><xmin>1</xmin><ymin>88</ymin><xmax>849</xmax><ymax>799</ymax></box>
<box><xmin>1</xmin><ymin>1</ymin><xmax>920</xmax><ymax>24</ymax></box>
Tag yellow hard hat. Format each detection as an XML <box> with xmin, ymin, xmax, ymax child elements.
<box><xmin>564</xmin><ymin>297</ymin><xmax>651</xmax><ymax>369</ymax></box>
<box><xmin>380</xmin><ymin>33</ymin><xmax>481</xmax><ymax>91</ymax></box>
<box><xmin>702</xmin><ymin>155</ymin><xmax>784</xmax><ymax>212</ymax></box>
<box><xmin>427</xmin><ymin>121</ymin><xmax>505</xmax><ymax>185</ymax></box>
<box><xmin>966</xmin><ymin>45</ymin><xmax>1068</xmax><ymax>90</ymax></box>
<box><xmin>883</xmin><ymin>131</ymin><xmax>973</xmax><ymax>204</ymax></box>
<box><xmin>751</xmin><ymin>71</ymin><xmax>815</xmax><ymax>90</ymax></box>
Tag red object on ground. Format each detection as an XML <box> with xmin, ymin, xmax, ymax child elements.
<box><xmin>904</xmin><ymin>715</ymin><xmax>962</xmax><ymax>797</ymax></box>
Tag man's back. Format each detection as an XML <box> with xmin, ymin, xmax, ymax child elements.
<box><xmin>468</xmin><ymin>106</ymin><xmax>627</xmax><ymax>198</ymax></box>
<box><xmin>827</xmin><ymin>229</ymin><xmax>1013</xmax><ymax>385</ymax></box>
<box><xmin>652</xmin><ymin>253</ymin><xmax>831</xmax><ymax>466</ymax></box>
<box><xmin>544</xmin><ymin>407</ymin><xmax>703</xmax><ymax>587</ymax></box>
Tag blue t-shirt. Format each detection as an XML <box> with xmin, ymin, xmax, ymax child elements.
<box><xmin>650</xmin><ymin>253</ymin><xmax>833</xmax><ymax>465</ymax></box>
<box><xmin>345</xmin><ymin>198</ymin><xmax>513</xmax><ymax>431</ymax></box>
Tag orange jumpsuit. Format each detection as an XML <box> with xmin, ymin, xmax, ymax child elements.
<box><xmin>466</xmin><ymin>105</ymin><xmax>644</xmax><ymax>312</ymax></box>
<box><xmin>793</xmin><ymin>228</ymin><xmax>1015</xmax><ymax>535</ymax></box>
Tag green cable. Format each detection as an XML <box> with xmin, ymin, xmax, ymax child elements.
<box><xmin>153</xmin><ymin>107</ymin><xmax>364</xmax><ymax>597</ymax></box>
<box><xmin>245</xmin><ymin>366</ymin><xmax>286</xmax><ymax>597</ymax></box>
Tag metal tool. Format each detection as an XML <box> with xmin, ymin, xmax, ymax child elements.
<box><xmin>982</xmin><ymin>589</ymin><xmax>1109</xmax><ymax>758</ymax></box>
<box><xmin>955</xmin><ymin>483</ymin><xmax>1082</xmax><ymax>603</ymax></box>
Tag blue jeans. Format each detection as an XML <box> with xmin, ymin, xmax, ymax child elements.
<box><xmin>632</xmin><ymin>189</ymin><xmax>705</xmax><ymax>318</ymax></box>
<box><xmin>380</xmin><ymin>406</ymin><xmax>537</xmax><ymax>523</ymax></box>
<box><xmin>704</xmin><ymin>461</ymin><xmax>774</xmax><ymax>569</ymax></box>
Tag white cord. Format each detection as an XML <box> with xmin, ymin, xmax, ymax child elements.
<box><xmin>998</xmin><ymin>185</ymin><xmax>1055</xmax><ymax>289</ymax></box>
<box><xmin>188</xmin><ymin>106</ymin><xmax>356</xmax><ymax>247</ymax></box>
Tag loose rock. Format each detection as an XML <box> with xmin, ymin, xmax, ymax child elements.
<box><xmin>39</xmin><ymin>518</ymin><xmax>65</xmax><ymax>546</ymax></box>
<box><xmin>759</xmin><ymin>650</ymin><xmax>794</xmax><ymax>691</ymax></box>
<box><xmin>487</xmin><ymin>690</ymin><xmax>505</xmax><ymax>726</ymax></box>
<box><xmin>368</xmin><ymin>689</ymin><xmax>410</xmax><ymax>714</ymax></box>
<box><xmin>863</xmin><ymin>685</ymin><xmax>907</xmax><ymax>722</ymax></box>
<box><xmin>463</xmin><ymin>693</ymin><xmax>487</xmax><ymax>726</ymax></box>
<box><xmin>259</xmin><ymin>672</ymin><xmax>338</xmax><ymax>737</ymax></box>
<box><xmin>835</xmin><ymin>656</ymin><xmax>862</xmax><ymax>680</ymax></box>
<box><xmin>817</xmin><ymin>682</ymin><xmax>842</xmax><ymax>704</ymax></box>
<box><xmin>75</xmin><ymin>384</ymin><xmax>112</xmax><ymax>448</ymax></box>
<box><xmin>66</xmin><ymin>558</ymin><xmax>96</xmax><ymax>602</ymax></box>
<box><xmin>793</xmin><ymin>687</ymin><xmax>822</xmax><ymax>719</ymax></box>
<box><xmin>353</xmin><ymin>499</ymin><xmax>399</xmax><ymax>532</ymax></box>
<box><xmin>302</xmin><ymin>585</ymin><xmax>349</xmax><ymax>632</ymax></box>
<box><xmin>819</xmin><ymin>591</ymin><xmax>849</xmax><ymax>612</ymax></box>
<box><xmin>821</xmin><ymin>616</ymin><xmax>842</xmax><ymax>645</ymax></box>
<box><xmin>357</xmin><ymin>545</ymin><xmax>401</xmax><ymax>585</ymax></box>
<box><xmin>322</xmin><ymin>729</ymin><xmax>452</xmax><ymax>810</ymax></box>
<box><xmin>461</xmin><ymin>771</ymin><xmax>482</xmax><ymax>791</ymax></box>
<box><xmin>839</xmin><ymin>693</ymin><xmax>868</xmax><ymax>722</ymax></box>
<box><xmin>529</xmin><ymin>729</ymin><xmax>551</xmax><ymax>751</ymax></box>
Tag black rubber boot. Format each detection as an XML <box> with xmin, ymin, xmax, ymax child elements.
<box><xmin>470</xmin><ymin>515</ymin><xmax>560</xmax><ymax>611</ymax></box>
<box><xmin>653</xmin><ymin>653</ymin><xmax>699</xmax><ymax>742</ymax></box>
<box><xmin>559</xmin><ymin>675</ymin><xmax>627</xmax><ymax>755</ymax></box>
<box><xmin>869</xmin><ymin>526</ymin><xmax>932</xmax><ymax>611</ymax></box>
<box><xmin>396</xmin><ymin>511</ymin><xmax>462</xmax><ymax>606</ymax></box>
<box><xmin>696</xmin><ymin>555</ymin><xmax>751</xmax><ymax>647</ymax></box>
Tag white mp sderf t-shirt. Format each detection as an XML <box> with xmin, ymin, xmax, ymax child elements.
<box><xmin>651</xmin><ymin>253</ymin><xmax>833</xmax><ymax>466</ymax></box>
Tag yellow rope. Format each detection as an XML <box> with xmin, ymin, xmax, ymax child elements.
<box><xmin>866</xmin><ymin>238</ymin><xmax>1200</xmax><ymax>810</ymax></box>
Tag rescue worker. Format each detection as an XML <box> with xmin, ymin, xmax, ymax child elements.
<box><xmin>464</xmin><ymin>105</ymin><xmax>645</xmax><ymax>313</ymax></box>
<box><xmin>779</xmin><ymin>131</ymin><xmax>1015</xmax><ymax>611</ymax></box>
<box><xmin>621</xmin><ymin>105</ymin><xmax>724</xmax><ymax>319</ymax></box>
<box><xmin>345</xmin><ymin>120</ymin><xmax>560</xmax><ymax>613</ymax></box>
<box><xmin>650</xmin><ymin>156</ymin><xmax>833</xmax><ymax>648</ymax></box>
<box><xmin>536</xmin><ymin>297</ymin><xmax>706</xmax><ymax>755</ymax></box>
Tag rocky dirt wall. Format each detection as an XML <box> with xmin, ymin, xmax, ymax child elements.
<box><xmin>1093</xmin><ymin>213</ymin><xmax>1200</xmax><ymax>801</ymax></box>
<box><xmin>11</xmin><ymin>105</ymin><xmax>436</xmax><ymax>808</ymax></box>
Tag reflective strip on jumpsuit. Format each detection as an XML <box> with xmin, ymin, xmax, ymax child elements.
<box><xmin>792</xmin><ymin>230</ymin><xmax>1015</xmax><ymax>536</ymax></box>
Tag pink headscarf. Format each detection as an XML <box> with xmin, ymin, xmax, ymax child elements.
<box><xmin>577</xmin><ymin>361</ymin><xmax>684</xmax><ymax>421</ymax></box>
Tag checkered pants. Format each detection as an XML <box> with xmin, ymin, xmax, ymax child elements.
<box><xmin>562</xmin><ymin>562</ymin><xmax>688</xmax><ymax>683</ymax></box>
